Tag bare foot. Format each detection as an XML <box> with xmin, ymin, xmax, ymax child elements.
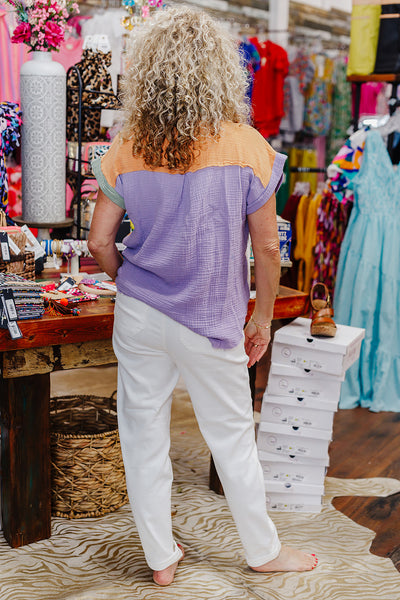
<box><xmin>153</xmin><ymin>545</ymin><xmax>184</xmax><ymax>586</ymax></box>
<box><xmin>250</xmin><ymin>545</ymin><xmax>318</xmax><ymax>573</ymax></box>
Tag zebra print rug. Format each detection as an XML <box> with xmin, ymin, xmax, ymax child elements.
<box><xmin>1</xmin><ymin>384</ymin><xmax>399</xmax><ymax>600</ymax></box>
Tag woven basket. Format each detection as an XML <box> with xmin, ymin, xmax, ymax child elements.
<box><xmin>0</xmin><ymin>250</ymin><xmax>35</xmax><ymax>280</ymax></box>
<box><xmin>50</xmin><ymin>393</ymin><xmax>128</xmax><ymax>519</ymax></box>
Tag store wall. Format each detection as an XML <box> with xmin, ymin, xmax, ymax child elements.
<box><xmin>300</xmin><ymin>0</ymin><xmax>351</xmax><ymax>11</ymax></box>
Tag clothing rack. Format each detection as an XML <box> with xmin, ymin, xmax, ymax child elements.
<box><xmin>347</xmin><ymin>73</ymin><xmax>400</xmax><ymax>160</ymax></box>
<box><xmin>290</xmin><ymin>167</ymin><xmax>326</xmax><ymax>173</ymax></box>
<box><xmin>66</xmin><ymin>64</ymin><xmax>120</xmax><ymax>238</ymax></box>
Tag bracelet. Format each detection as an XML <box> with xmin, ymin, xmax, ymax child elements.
<box><xmin>250</xmin><ymin>315</ymin><xmax>271</xmax><ymax>329</ymax></box>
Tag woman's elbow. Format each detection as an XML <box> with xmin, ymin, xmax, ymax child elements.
<box><xmin>87</xmin><ymin>235</ymin><xmax>105</xmax><ymax>257</ymax></box>
<box><xmin>256</xmin><ymin>239</ymin><xmax>281</xmax><ymax>261</ymax></box>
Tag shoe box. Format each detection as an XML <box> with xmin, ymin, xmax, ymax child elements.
<box><xmin>264</xmin><ymin>478</ymin><xmax>324</xmax><ymax>496</ymax></box>
<box><xmin>260</xmin><ymin>395</ymin><xmax>335</xmax><ymax>431</ymax></box>
<box><xmin>267</xmin><ymin>362</ymin><xmax>343</xmax><ymax>408</ymax></box>
<box><xmin>271</xmin><ymin>317</ymin><xmax>365</xmax><ymax>377</ymax></box>
<box><xmin>257</xmin><ymin>317</ymin><xmax>365</xmax><ymax>512</ymax></box>
<box><xmin>258</xmin><ymin>450</ymin><xmax>329</xmax><ymax>468</ymax></box>
<box><xmin>257</xmin><ymin>421</ymin><xmax>332</xmax><ymax>461</ymax></box>
<box><xmin>276</xmin><ymin>215</ymin><xmax>292</xmax><ymax>266</ymax></box>
<box><xmin>249</xmin><ymin>215</ymin><xmax>292</xmax><ymax>267</ymax></box>
<box><xmin>265</xmin><ymin>491</ymin><xmax>323</xmax><ymax>513</ymax></box>
<box><xmin>258</xmin><ymin>412</ymin><xmax>330</xmax><ymax>511</ymax></box>
<box><xmin>258</xmin><ymin>451</ymin><xmax>327</xmax><ymax>485</ymax></box>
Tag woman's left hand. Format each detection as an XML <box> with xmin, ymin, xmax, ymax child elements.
<box><xmin>244</xmin><ymin>319</ymin><xmax>271</xmax><ymax>368</ymax></box>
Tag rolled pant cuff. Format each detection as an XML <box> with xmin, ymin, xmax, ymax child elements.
<box><xmin>246</xmin><ymin>539</ymin><xmax>282</xmax><ymax>568</ymax></box>
<box><xmin>147</xmin><ymin>542</ymin><xmax>183</xmax><ymax>571</ymax></box>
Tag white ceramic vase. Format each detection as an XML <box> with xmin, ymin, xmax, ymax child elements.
<box><xmin>20</xmin><ymin>51</ymin><xmax>66</xmax><ymax>224</ymax></box>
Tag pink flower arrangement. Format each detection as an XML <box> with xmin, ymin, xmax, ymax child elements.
<box><xmin>5</xmin><ymin>0</ymin><xmax>80</xmax><ymax>52</ymax></box>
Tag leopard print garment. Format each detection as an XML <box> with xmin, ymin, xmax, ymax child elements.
<box><xmin>67</xmin><ymin>49</ymin><xmax>120</xmax><ymax>142</ymax></box>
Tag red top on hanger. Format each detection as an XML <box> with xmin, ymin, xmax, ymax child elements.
<box><xmin>249</xmin><ymin>38</ymin><xmax>289</xmax><ymax>138</ymax></box>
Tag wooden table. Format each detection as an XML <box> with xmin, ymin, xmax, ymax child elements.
<box><xmin>0</xmin><ymin>286</ymin><xmax>308</xmax><ymax>548</ymax></box>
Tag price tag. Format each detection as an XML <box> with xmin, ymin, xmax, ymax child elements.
<box><xmin>5</xmin><ymin>297</ymin><xmax>17</xmax><ymax>320</ymax></box>
<box><xmin>0</xmin><ymin>301</ymin><xmax>8</xmax><ymax>329</ymax></box>
<box><xmin>0</xmin><ymin>231</ymin><xmax>10</xmax><ymax>262</ymax></box>
<box><xmin>0</xmin><ymin>290</ymin><xmax>23</xmax><ymax>339</ymax></box>
<box><xmin>58</xmin><ymin>277</ymin><xmax>76</xmax><ymax>292</ymax></box>
<box><xmin>7</xmin><ymin>235</ymin><xmax>21</xmax><ymax>255</ymax></box>
<box><xmin>20</xmin><ymin>225</ymin><xmax>46</xmax><ymax>259</ymax></box>
<box><xmin>2</xmin><ymin>288</ymin><xmax>18</xmax><ymax>320</ymax></box>
<box><xmin>7</xmin><ymin>319</ymin><xmax>23</xmax><ymax>340</ymax></box>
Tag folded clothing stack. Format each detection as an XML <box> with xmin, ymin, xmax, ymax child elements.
<box><xmin>0</xmin><ymin>272</ymin><xmax>45</xmax><ymax>322</ymax></box>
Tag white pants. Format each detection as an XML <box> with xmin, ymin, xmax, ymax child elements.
<box><xmin>112</xmin><ymin>293</ymin><xmax>281</xmax><ymax>571</ymax></box>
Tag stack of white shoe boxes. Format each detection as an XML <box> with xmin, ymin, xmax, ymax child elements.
<box><xmin>257</xmin><ymin>317</ymin><xmax>365</xmax><ymax>513</ymax></box>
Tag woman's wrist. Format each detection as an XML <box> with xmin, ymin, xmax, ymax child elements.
<box><xmin>250</xmin><ymin>314</ymin><xmax>272</xmax><ymax>329</ymax></box>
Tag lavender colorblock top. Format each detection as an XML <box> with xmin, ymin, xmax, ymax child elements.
<box><xmin>92</xmin><ymin>122</ymin><xmax>286</xmax><ymax>349</ymax></box>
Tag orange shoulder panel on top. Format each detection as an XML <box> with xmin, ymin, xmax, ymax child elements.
<box><xmin>100</xmin><ymin>134</ymin><xmax>148</xmax><ymax>188</ymax></box>
<box><xmin>101</xmin><ymin>123</ymin><xmax>276</xmax><ymax>188</ymax></box>
<box><xmin>192</xmin><ymin>122</ymin><xmax>276</xmax><ymax>188</ymax></box>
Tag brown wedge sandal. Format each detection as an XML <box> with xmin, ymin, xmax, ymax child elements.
<box><xmin>310</xmin><ymin>282</ymin><xmax>337</xmax><ymax>338</ymax></box>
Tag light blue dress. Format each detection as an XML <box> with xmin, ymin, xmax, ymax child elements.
<box><xmin>334</xmin><ymin>129</ymin><xmax>400</xmax><ymax>412</ymax></box>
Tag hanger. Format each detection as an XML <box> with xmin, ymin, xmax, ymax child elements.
<box><xmin>375</xmin><ymin>110</ymin><xmax>400</xmax><ymax>140</ymax></box>
<box><xmin>97</xmin><ymin>34</ymin><xmax>111</xmax><ymax>53</ymax></box>
<box><xmin>348</xmin><ymin>127</ymin><xmax>368</xmax><ymax>148</ymax></box>
<box><xmin>294</xmin><ymin>181</ymin><xmax>311</xmax><ymax>196</ymax></box>
<box><xmin>83</xmin><ymin>34</ymin><xmax>96</xmax><ymax>51</ymax></box>
<box><xmin>83</xmin><ymin>34</ymin><xmax>111</xmax><ymax>53</ymax></box>
<box><xmin>256</xmin><ymin>24</ymin><xmax>268</xmax><ymax>43</ymax></box>
<box><xmin>239</xmin><ymin>24</ymin><xmax>257</xmax><ymax>39</ymax></box>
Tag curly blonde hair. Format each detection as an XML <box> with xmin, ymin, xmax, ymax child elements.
<box><xmin>120</xmin><ymin>5</ymin><xmax>250</xmax><ymax>172</ymax></box>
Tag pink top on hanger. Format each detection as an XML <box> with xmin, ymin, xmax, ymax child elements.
<box><xmin>352</xmin><ymin>81</ymin><xmax>385</xmax><ymax>117</ymax></box>
<box><xmin>0</xmin><ymin>6</ymin><xmax>29</xmax><ymax>104</ymax></box>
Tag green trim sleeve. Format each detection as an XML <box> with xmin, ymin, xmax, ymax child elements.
<box><xmin>91</xmin><ymin>157</ymin><xmax>126</xmax><ymax>210</ymax></box>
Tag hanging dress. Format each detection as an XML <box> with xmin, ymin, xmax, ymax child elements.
<box><xmin>334</xmin><ymin>129</ymin><xmax>400</xmax><ymax>412</ymax></box>
<box><xmin>295</xmin><ymin>191</ymin><xmax>322</xmax><ymax>294</ymax></box>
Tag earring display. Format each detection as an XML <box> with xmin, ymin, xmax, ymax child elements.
<box><xmin>121</xmin><ymin>0</ymin><xmax>163</xmax><ymax>31</ymax></box>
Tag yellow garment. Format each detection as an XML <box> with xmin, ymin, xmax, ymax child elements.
<box><xmin>294</xmin><ymin>193</ymin><xmax>322</xmax><ymax>293</ymax></box>
<box><xmin>294</xmin><ymin>193</ymin><xmax>312</xmax><ymax>292</ymax></box>
<box><xmin>347</xmin><ymin>5</ymin><xmax>381</xmax><ymax>76</ymax></box>
<box><xmin>289</xmin><ymin>148</ymin><xmax>318</xmax><ymax>196</ymax></box>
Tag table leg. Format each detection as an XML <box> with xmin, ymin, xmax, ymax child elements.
<box><xmin>0</xmin><ymin>373</ymin><xmax>51</xmax><ymax>547</ymax></box>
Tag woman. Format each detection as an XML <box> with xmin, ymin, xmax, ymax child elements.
<box><xmin>89</xmin><ymin>5</ymin><xmax>317</xmax><ymax>586</ymax></box>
